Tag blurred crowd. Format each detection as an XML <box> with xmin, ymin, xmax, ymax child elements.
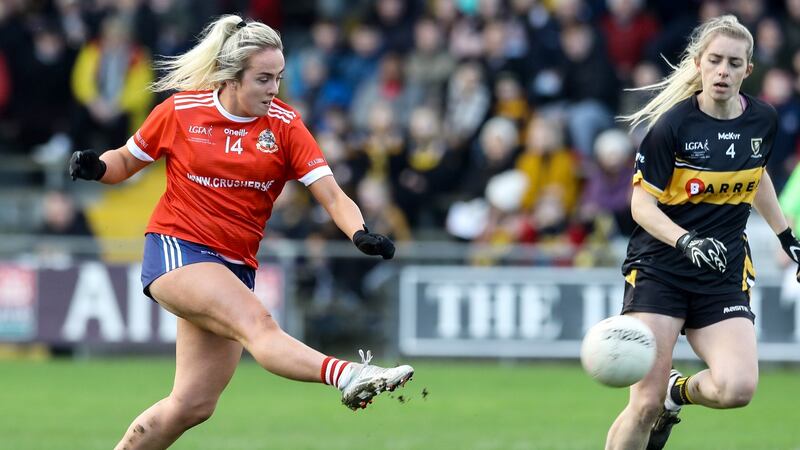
<box><xmin>3</xmin><ymin>0</ymin><xmax>800</xmax><ymax>270</ymax></box>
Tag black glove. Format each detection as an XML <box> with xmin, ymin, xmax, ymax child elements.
<box><xmin>777</xmin><ymin>227</ymin><xmax>800</xmax><ymax>282</ymax></box>
<box><xmin>353</xmin><ymin>225</ymin><xmax>395</xmax><ymax>260</ymax></box>
<box><xmin>69</xmin><ymin>150</ymin><xmax>107</xmax><ymax>181</ymax></box>
<box><xmin>676</xmin><ymin>231</ymin><xmax>728</xmax><ymax>273</ymax></box>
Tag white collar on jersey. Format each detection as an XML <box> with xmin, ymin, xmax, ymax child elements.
<box><xmin>213</xmin><ymin>88</ymin><xmax>259</xmax><ymax>123</ymax></box>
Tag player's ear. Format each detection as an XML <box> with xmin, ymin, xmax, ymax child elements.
<box><xmin>744</xmin><ymin>62</ymin><xmax>753</xmax><ymax>78</ymax></box>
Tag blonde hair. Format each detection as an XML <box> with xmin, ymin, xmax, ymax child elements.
<box><xmin>150</xmin><ymin>15</ymin><xmax>283</xmax><ymax>92</ymax></box>
<box><xmin>620</xmin><ymin>15</ymin><xmax>753</xmax><ymax>130</ymax></box>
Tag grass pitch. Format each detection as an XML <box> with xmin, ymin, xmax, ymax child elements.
<box><xmin>1</xmin><ymin>357</ymin><xmax>798</xmax><ymax>449</ymax></box>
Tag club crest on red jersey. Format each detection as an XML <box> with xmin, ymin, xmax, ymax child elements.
<box><xmin>256</xmin><ymin>129</ymin><xmax>278</xmax><ymax>153</ymax></box>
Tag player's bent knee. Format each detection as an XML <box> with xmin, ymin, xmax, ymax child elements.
<box><xmin>240</xmin><ymin>312</ymin><xmax>282</xmax><ymax>344</ymax></box>
<box><xmin>168</xmin><ymin>396</ymin><xmax>218</xmax><ymax>429</ymax></box>
<box><xmin>717</xmin><ymin>380</ymin><xmax>756</xmax><ymax>408</ymax></box>
<box><xmin>629</xmin><ymin>396</ymin><xmax>663</xmax><ymax>425</ymax></box>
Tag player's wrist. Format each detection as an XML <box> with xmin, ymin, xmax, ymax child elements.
<box><xmin>93</xmin><ymin>159</ymin><xmax>108</xmax><ymax>181</ymax></box>
<box><xmin>352</xmin><ymin>225</ymin><xmax>368</xmax><ymax>242</ymax></box>
<box><xmin>777</xmin><ymin>227</ymin><xmax>794</xmax><ymax>246</ymax></box>
<box><xmin>777</xmin><ymin>227</ymin><xmax>800</xmax><ymax>263</ymax></box>
<box><xmin>675</xmin><ymin>231</ymin><xmax>696</xmax><ymax>252</ymax></box>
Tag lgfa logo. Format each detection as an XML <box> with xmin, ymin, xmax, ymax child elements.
<box><xmin>188</xmin><ymin>125</ymin><xmax>212</xmax><ymax>136</ymax></box>
<box><xmin>685</xmin><ymin>178</ymin><xmax>705</xmax><ymax>196</ymax></box>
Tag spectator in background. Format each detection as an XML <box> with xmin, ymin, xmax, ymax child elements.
<box><xmin>619</xmin><ymin>61</ymin><xmax>664</xmax><ymax>144</ymax></box>
<box><xmin>70</xmin><ymin>14</ymin><xmax>154</xmax><ymax>153</ymax></box>
<box><xmin>115</xmin><ymin>0</ymin><xmax>159</xmax><ymax>51</ymax></box>
<box><xmin>493</xmin><ymin>72</ymin><xmax>530</xmax><ymax>129</ymax></box>
<box><xmin>742</xmin><ymin>16</ymin><xmax>788</xmax><ymax>95</ymax></box>
<box><xmin>443</xmin><ymin>61</ymin><xmax>491</xmax><ymax>152</ymax></box>
<box><xmin>459</xmin><ymin>116</ymin><xmax>520</xmax><ymax>201</ymax></box>
<box><xmin>289</xmin><ymin>51</ymin><xmax>349</xmax><ymax>129</ymax></box>
<box><xmin>349</xmin><ymin>52</ymin><xmax>423</xmax><ymax>131</ymax></box>
<box><xmin>558</xmin><ymin>22</ymin><xmax>619</xmax><ymax>156</ymax></box>
<box><xmin>368</xmin><ymin>0</ymin><xmax>415</xmax><ymax>54</ymax></box>
<box><xmin>21</xmin><ymin>20</ymin><xmax>77</xmax><ymax>163</ymax></box>
<box><xmin>38</xmin><ymin>190</ymin><xmax>94</xmax><ymax>237</ymax></box>
<box><xmin>598</xmin><ymin>0</ymin><xmax>661</xmax><ymax>82</ymax></box>
<box><xmin>481</xmin><ymin>19</ymin><xmax>530</xmax><ymax>88</ymax></box>
<box><xmin>356</xmin><ymin>176</ymin><xmax>411</xmax><ymax>242</ymax></box>
<box><xmin>728</xmin><ymin>0</ymin><xmax>767</xmax><ymax>31</ymax></box>
<box><xmin>315</xmin><ymin>131</ymin><xmax>358</xmax><ymax>195</ymax></box>
<box><xmin>578</xmin><ymin>128</ymin><xmax>635</xmax><ymax>238</ymax></box>
<box><xmin>760</xmin><ymin>68</ymin><xmax>800</xmax><ymax>193</ymax></box>
<box><xmin>36</xmin><ymin>190</ymin><xmax>96</xmax><ymax>264</ymax></box>
<box><xmin>515</xmin><ymin>114</ymin><xmax>580</xmax><ymax>218</ymax></box>
<box><xmin>448</xmin><ymin>10</ymin><xmax>483</xmax><ymax>60</ymax></box>
<box><xmin>0</xmin><ymin>49</ymin><xmax>12</xmax><ymax>146</ymax></box>
<box><xmin>339</xmin><ymin>23</ymin><xmax>382</xmax><ymax>95</ymax></box>
<box><xmin>54</xmin><ymin>0</ymin><xmax>91</xmax><ymax>49</ymax></box>
<box><xmin>285</xmin><ymin>19</ymin><xmax>346</xmax><ymax>102</ymax></box>
<box><xmin>782</xmin><ymin>0</ymin><xmax>800</xmax><ymax>53</ymax></box>
<box><xmin>394</xmin><ymin>105</ymin><xmax>462</xmax><ymax>228</ymax></box>
<box><xmin>351</xmin><ymin>101</ymin><xmax>404</xmax><ymax>182</ymax></box>
<box><xmin>0</xmin><ymin>1</ymin><xmax>32</xmax><ymax>151</ymax></box>
<box><xmin>405</xmin><ymin>16</ymin><xmax>456</xmax><ymax>106</ymax></box>
<box><xmin>148</xmin><ymin>0</ymin><xmax>216</xmax><ymax>60</ymax></box>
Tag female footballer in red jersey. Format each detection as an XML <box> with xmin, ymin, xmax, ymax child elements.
<box><xmin>608</xmin><ymin>15</ymin><xmax>800</xmax><ymax>450</ymax></box>
<box><xmin>69</xmin><ymin>15</ymin><xmax>413</xmax><ymax>450</ymax></box>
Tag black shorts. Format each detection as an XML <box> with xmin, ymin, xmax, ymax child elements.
<box><xmin>621</xmin><ymin>269</ymin><xmax>755</xmax><ymax>329</ymax></box>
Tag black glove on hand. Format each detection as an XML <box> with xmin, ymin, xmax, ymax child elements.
<box><xmin>69</xmin><ymin>150</ymin><xmax>107</xmax><ymax>181</ymax></box>
<box><xmin>676</xmin><ymin>231</ymin><xmax>728</xmax><ymax>273</ymax></box>
<box><xmin>777</xmin><ymin>227</ymin><xmax>800</xmax><ymax>282</ymax></box>
<box><xmin>353</xmin><ymin>225</ymin><xmax>395</xmax><ymax>260</ymax></box>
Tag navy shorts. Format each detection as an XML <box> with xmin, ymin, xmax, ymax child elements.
<box><xmin>141</xmin><ymin>233</ymin><xmax>255</xmax><ymax>299</ymax></box>
<box><xmin>621</xmin><ymin>269</ymin><xmax>755</xmax><ymax>330</ymax></box>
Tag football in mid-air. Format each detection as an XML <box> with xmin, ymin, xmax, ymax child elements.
<box><xmin>580</xmin><ymin>315</ymin><xmax>656</xmax><ymax>387</ymax></box>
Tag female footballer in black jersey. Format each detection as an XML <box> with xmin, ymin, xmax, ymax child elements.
<box><xmin>606</xmin><ymin>15</ymin><xmax>800</xmax><ymax>450</ymax></box>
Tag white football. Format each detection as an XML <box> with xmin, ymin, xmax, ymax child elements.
<box><xmin>580</xmin><ymin>315</ymin><xmax>656</xmax><ymax>387</ymax></box>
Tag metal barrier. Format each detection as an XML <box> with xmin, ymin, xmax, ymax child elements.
<box><xmin>1</xmin><ymin>232</ymin><xmax>798</xmax><ymax>361</ymax></box>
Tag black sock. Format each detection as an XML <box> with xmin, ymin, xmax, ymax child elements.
<box><xmin>669</xmin><ymin>375</ymin><xmax>694</xmax><ymax>405</ymax></box>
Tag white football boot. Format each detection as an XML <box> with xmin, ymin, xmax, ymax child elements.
<box><xmin>340</xmin><ymin>349</ymin><xmax>414</xmax><ymax>410</ymax></box>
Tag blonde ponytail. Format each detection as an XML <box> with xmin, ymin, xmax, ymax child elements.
<box><xmin>620</xmin><ymin>15</ymin><xmax>753</xmax><ymax>130</ymax></box>
<box><xmin>150</xmin><ymin>15</ymin><xmax>283</xmax><ymax>93</ymax></box>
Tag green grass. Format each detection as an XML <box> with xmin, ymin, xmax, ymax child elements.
<box><xmin>1</xmin><ymin>358</ymin><xmax>799</xmax><ymax>449</ymax></box>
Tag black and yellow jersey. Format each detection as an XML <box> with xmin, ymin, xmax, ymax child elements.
<box><xmin>622</xmin><ymin>93</ymin><xmax>777</xmax><ymax>294</ymax></box>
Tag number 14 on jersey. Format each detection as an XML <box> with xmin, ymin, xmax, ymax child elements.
<box><xmin>226</xmin><ymin>136</ymin><xmax>243</xmax><ymax>154</ymax></box>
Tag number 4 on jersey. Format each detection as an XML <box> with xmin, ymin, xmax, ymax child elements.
<box><xmin>726</xmin><ymin>143</ymin><xmax>735</xmax><ymax>158</ymax></box>
<box><xmin>226</xmin><ymin>136</ymin><xmax>243</xmax><ymax>154</ymax></box>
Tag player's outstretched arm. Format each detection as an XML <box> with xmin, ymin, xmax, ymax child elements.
<box><xmin>753</xmin><ymin>172</ymin><xmax>800</xmax><ymax>281</ymax></box>
<box><xmin>754</xmin><ymin>171</ymin><xmax>791</xmax><ymax>233</ymax></box>
<box><xmin>308</xmin><ymin>175</ymin><xmax>395</xmax><ymax>259</ymax></box>
<box><xmin>69</xmin><ymin>146</ymin><xmax>150</xmax><ymax>184</ymax></box>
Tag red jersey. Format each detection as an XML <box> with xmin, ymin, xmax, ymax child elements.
<box><xmin>127</xmin><ymin>89</ymin><xmax>331</xmax><ymax>268</ymax></box>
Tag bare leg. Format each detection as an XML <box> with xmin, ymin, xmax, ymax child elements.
<box><xmin>115</xmin><ymin>318</ymin><xmax>242</xmax><ymax>450</ymax></box>
<box><xmin>606</xmin><ymin>313</ymin><xmax>684</xmax><ymax>450</ymax></box>
<box><xmin>148</xmin><ymin>262</ymin><xmax>326</xmax><ymax>381</ymax></box>
<box><xmin>684</xmin><ymin>317</ymin><xmax>758</xmax><ymax>408</ymax></box>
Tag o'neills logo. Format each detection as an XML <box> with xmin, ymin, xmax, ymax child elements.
<box><xmin>256</xmin><ymin>129</ymin><xmax>278</xmax><ymax>153</ymax></box>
